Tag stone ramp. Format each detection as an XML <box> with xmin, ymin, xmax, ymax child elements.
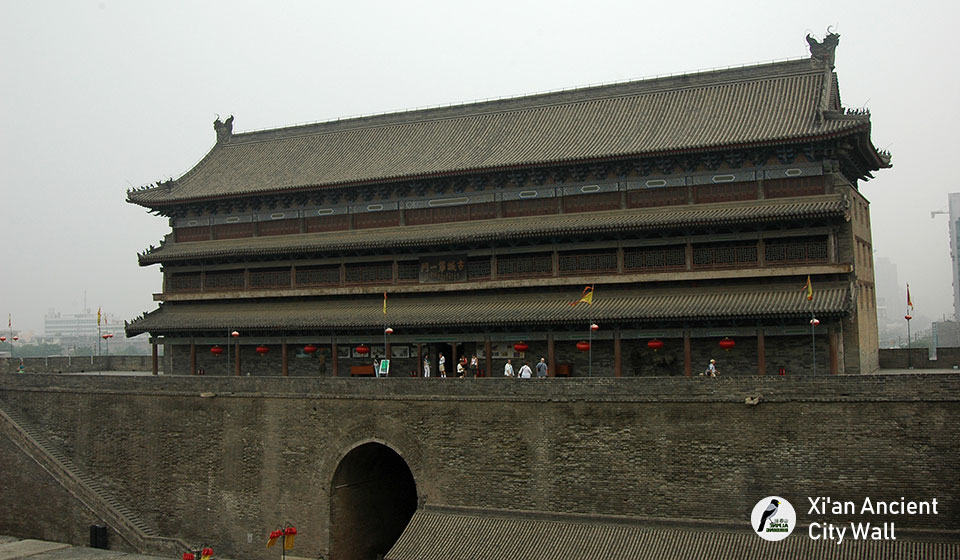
<box><xmin>0</xmin><ymin>538</ymin><xmax>166</xmax><ymax>559</ymax></box>
<box><xmin>0</xmin><ymin>404</ymin><xmax>187</xmax><ymax>557</ymax></box>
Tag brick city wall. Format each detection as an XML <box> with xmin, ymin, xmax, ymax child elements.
<box><xmin>1</xmin><ymin>373</ymin><xmax>958</xmax><ymax>559</ymax></box>
<box><xmin>0</xmin><ymin>355</ymin><xmax>157</xmax><ymax>374</ymax></box>
<box><xmin>879</xmin><ymin>347</ymin><xmax>960</xmax><ymax>369</ymax></box>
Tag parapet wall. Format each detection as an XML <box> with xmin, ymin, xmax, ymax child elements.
<box><xmin>1</xmin><ymin>373</ymin><xmax>958</xmax><ymax>559</ymax></box>
<box><xmin>0</xmin><ymin>355</ymin><xmax>156</xmax><ymax>374</ymax></box>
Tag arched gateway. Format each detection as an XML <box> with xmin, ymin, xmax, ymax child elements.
<box><xmin>330</xmin><ymin>442</ymin><xmax>418</xmax><ymax>560</ymax></box>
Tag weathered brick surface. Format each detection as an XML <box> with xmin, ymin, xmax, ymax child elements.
<box><xmin>0</xmin><ymin>355</ymin><xmax>156</xmax><ymax>374</ymax></box>
<box><xmin>0</xmin><ymin>373</ymin><xmax>957</xmax><ymax>559</ymax></box>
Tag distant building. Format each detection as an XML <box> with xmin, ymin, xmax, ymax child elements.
<box><xmin>933</xmin><ymin>320</ymin><xmax>960</xmax><ymax>348</ymax></box>
<box><xmin>948</xmin><ymin>193</ymin><xmax>960</xmax><ymax>321</ymax></box>
<box><xmin>43</xmin><ymin>309</ymin><xmax>126</xmax><ymax>349</ymax></box>
<box><xmin>127</xmin><ymin>31</ymin><xmax>890</xmax><ymax>375</ymax></box>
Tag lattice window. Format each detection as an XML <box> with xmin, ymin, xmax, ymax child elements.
<box><xmin>467</xmin><ymin>258</ymin><xmax>491</xmax><ymax>280</ymax></box>
<box><xmin>397</xmin><ymin>261</ymin><xmax>419</xmax><ymax>283</ymax></box>
<box><xmin>305</xmin><ymin>214</ymin><xmax>350</xmax><ymax>233</ymax></box>
<box><xmin>354</xmin><ymin>210</ymin><xmax>400</xmax><ymax>230</ymax></box>
<box><xmin>627</xmin><ymin>186</ymin><xmax>687</xmax><ymax>208</ymax></box>
<box><xmin>174</xmin><ymin>226</ymin><xmax>210</xmax><ymax>243</ymax></box>
<box><xmin>295</xmin><ymin>266</ymin><xmax>341</xmax><ymax>286</ymax></box>
<box><xmin>692</xmin><ymin>242</ymin><xmax>758</xmax><ymax>268</ymax></box>
<box><xmin>249</xmin><ymin>268</ymin><xmax>291</xmax><ymax>288</ymax></box>
<box><xmin>344</xmin><ymin>263</ymin><xmax>393</xmax><ymax>284</ymax></box>
<box><xmin>213</xmin><ymin>223</ymin><xmax>255</xmax><ymax>240</ymax></box>
<box><xmin>623</xmin><ymin>246</ymin><xmax>686</xmax><ymax>271</ymax></box>
<box><xmin>503</xmin><ymin>198</ymin><xmax>558</xmax><ymax>218</ymax></box>
<box><xmin>168</xmin><ymin>272</ymin><xmax>202</xmax><ymax>292</ymax></box>
<box><xmin>764</xmin><ymin>176</ymin><xmax>827</xmax><ymax>198</ymax></box>
<box><xmin>496</xmin><ymin>253</ymin><xmax>553</xmax><ymax>278</ymax></box>
<box><xmin>764</xmin><ymin>237</ymin><xmax>829</xmax><ymax>264</ymax></box>
<box><xmin>258</xmin><ymin>219</ymin><xmax>300</xmax><ymax>237</ymax></box>
<box><xmin>694</xmin><ymin>182</ymin><xmax>757</xmax><ymax>204</ymax></box>
<box><xmin>558</xmin><ymin>251</ymin><xmax>618</xmax><ymax>276</ymax></box>
<box><xmin>564</xmin><ymin>192</ymin><xmax>621</xmax><ymax>214</ymax></box>
<box><xmin>204</xmin><ymin>270</ymin><xmax>245</xmax><ymax>290</ymax></box>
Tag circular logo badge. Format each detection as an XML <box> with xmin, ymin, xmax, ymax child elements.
<box><xmin>751</xmin><ymin>496</ymin><xmax>796</xmax><ymax>541</ymax></box>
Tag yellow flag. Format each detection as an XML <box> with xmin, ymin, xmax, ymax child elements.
<box><xmin>570</xmin><ymin>285</ymin><xmax>594</xmax><ymax>306</ymax></box>
<box><xmin>804</xmin><ymin>276</ymin><xmax>813</xmax><ymax>301</ymax></box>
<box><xmin>383</xmin><ymin>292</ymin><xmax>388</xmax><ymax>315</ymax></box>
<box><xmin>97</xmin><ymin>307</ymin><xmax>102</xmax><ymax>326</ymax></box>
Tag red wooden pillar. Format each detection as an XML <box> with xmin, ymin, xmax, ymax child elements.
<box><xmin>451</xmin><ymin>342</ymin><xmax>458</xmax><ymax>376</ymax></box>
<box><xmin>683</xmin><ymin>331</ymin><xmax>692</xmax><ymax>377</ymax></box>
<box><xmin>547</xmin><ymin>334</ymin><xmax>555</xmax><ymax>377</ymax></box>
<box><xmin>485</xmin><ymin>337</ymin><xmax>493</xmax><ymax>377</ymax></box>
<box><xmin>757</xmin><ymin>329</ymin><xmax>766</xmax><ymax>376</ymax></box>
<box><xmin>331</xmin><ymin>339</ymin><xmax>339</xmax><ymax>377</ymax></box>
<box><xmin>829</xmin><ymin>330</ymin><xmax>840</xmax><ymax>375</ymax></box>
<box><xmin>189</xmin><ymin>343</ymin><xmax>197</xmax><ymax>376</ymax></box>
<box><xmin>417</xmin><ymin>343</ymin><xmax>423</xmax><ymax>377</ymax></box>
<box><xmin>614</xmin><ymin>328</ymin><xmax>622</xmax><ymax>377</ymax></box>
<box><xmin>151</xmin><ymin>341</ymin><xmax>158</xmax><ymax>375</ymax></box>
<box><xmin>282</xmin><ymin>341</ymin><xmax>289</xmax><ymax>377</ymax></box>
<box><xmin>385</xmin><ymin>341</ymin><xmax>392</xmax><ymax>372</ymax></box>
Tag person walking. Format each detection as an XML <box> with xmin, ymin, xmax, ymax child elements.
<box><xmin>519</xmin><ymin>362</ymin><xmax>533</xmax><ymax>379</ymax></box>
<box><xmin>702</xmin><ymin>358</ymin><xmax>718</xmax><ymax>377</ymax></box>
<box><xmin>503</xmin><ymin>359</ymin><xmax>515</xmax><ymax>377</ymax></box>
<box><xmin>536</xmin><ymin>357</ymin><xmax>548</xmax><ymax>378</ymax></box>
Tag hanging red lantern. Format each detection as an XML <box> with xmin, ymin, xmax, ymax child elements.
<box><xmin>201</xmin><ymin>547</ymin><xmax>214</xmax><ymax>558</ymax></box>
<box><xmin>256</xmin><ymin>345</ymin><xmax>270</xmax><ymax>355</ymax></box>
<box><xmin>13</xmin><ymin>335</ymin><xmax>20</xmax><ymax>341</ymax></box>
<box><xmin>810</xmin><ymin>318</ymin><xmax>820</xmax><ymax>326</ymax></box>
<box><xmin>0</xmin><ymin>336</ymin><xmax>6</xmax><ymax>342</ymax></box>
<box><xmin>355</xmin><ymin>344</ymin><xmax>370</xmax><ymax>355</ymax></box>
<box><xmin>101</xmin><ymin>334</ymin><xmax>111</xmax><ymax>340</ymax></box>
<box><xmin>590</xmin><ymin>323</ymin><xmax>599</xmax><ymax>331</ymax></box>
<box><xmin>905</xmin><ymin>315</ymin><xmax>913</xmax><ymax>321</ymax></box>
<box><xmin>718</xmin><ymin>337</ymin><xmax>735</xmax><ymax>351</ymax></box>
<box><xmin>303</xmin><ymin>344</ymin><xmax>318</xmax><ymax>354</ymax></box>
<box><xmin>384</xmin><ymin>327</ymin><xmax>394</xmax><ymax>335</ymax></box>
<box><xmin>647</xmin><ymin>338</ymin><xmax>664</xmax><ymax>351</ymax></box>
<box><xmin>513</xmin><ymin>342</ymin><xmax>529</xmax><ymax>352</ymax></box>
<box><xmin>284</xmin><ymin>526</ymin><xmax>297</xmax><ymax>536</ymax></box>
<box><xmin>183</xmin><ymin>553</ymin><xmax>195</xmax><ymax>560</ymax></box>
<box><xmin>231</xmin><ymin>330</ymin><xmax>240</xmax><ymax>337</ymax></box>
<box><xmin>576</xmin><ymin>341</ymin><xmax>590</xmax><ymax>352</ymax></box>
<box><xmin>210</xmin><ymin>345</ymin><xmax>223</xmax><ymax>356</ymax></box>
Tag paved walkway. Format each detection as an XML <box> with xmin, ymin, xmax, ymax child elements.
<box><xmin>0</xmin><ymin>537</ymin><xmax>168</xmax><ymax>560</ymax></box>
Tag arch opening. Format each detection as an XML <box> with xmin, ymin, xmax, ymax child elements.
<box><xmin>330</xmin><ymin>442</ymin><xmax>417</xmax><ymax>560</ymax></box>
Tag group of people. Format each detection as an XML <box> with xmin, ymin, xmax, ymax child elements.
<box><xmin>421</xmin><ymin>355</ymin><xmax>550</xmax><ymax>378</ymax></box>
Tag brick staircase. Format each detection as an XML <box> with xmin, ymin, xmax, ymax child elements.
<box><xmin>0</xmin><ymin>400</ymin><xmax>188</xmax><ymax>556</ymax></box>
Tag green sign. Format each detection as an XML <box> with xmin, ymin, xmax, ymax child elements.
<box><xmin>378</xmin><ymin>359</ymin><xmax>390</xmax><ymax>376</ymax></box>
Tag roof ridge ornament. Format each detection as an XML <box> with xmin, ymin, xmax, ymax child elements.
<box><xmin>806</xmin><ymin>28</ymin><xmax>840</xmax><ymax>69</ymax></box>
<box><xmin>213</xmin><ymin>114</ymin><xmax>234</xmax><ymax>144</ymax></box>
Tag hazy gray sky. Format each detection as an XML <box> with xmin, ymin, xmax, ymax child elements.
<box><xmin>1</xmin><ymin>0</ymin><xmax>957</xmax><ymax>336</ymax></box>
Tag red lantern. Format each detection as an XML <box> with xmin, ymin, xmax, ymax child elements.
<box><xmin>810</xmin><ymin>318</ymin><xmax>820</xmax><ymax>326</ymax></box>
<box><xmin>201</xmin><ymin>547</ymin><xmax>214</xmax><ymax>558</ymax></box>
<box><xmin>905</xmin><ymin>315</ymin><xmax>912</xmax><ymax>321</ymax></box>
<box><xmin>576</xmin><ymin>341</ymin><xmax>590</xmax><ymax>352</ymax></box>
<box><xmin>284</xmin><ymin>526</ymin><xmax>297</xmax><ymax>536</ymax></box>
<box><xmin>0</xmin><ymin>336</ymin><xmax>6</xmax><ymax>342</ymax></box>
<box><xmin>718</xmin><ymin>337</ymin><xmax>735</xmax><ymax>351</ymax></box>
<box><xmin>647</xmin><ymin>339</ymin><xmax>664</xmax><ymax>351</ymax></box>
<box><xmin>384</xmin><ymin>327</ymin><xmax>394</xmax><ymax>335</ymax></box>
<box><xmin>101</xmin><ymin>334</ymin><xmax>111</xmax><ymax>340</ymax></box>
<box><xmin>355</xmin><ymin>344</ymin><xmax>370</xmax><ymax>355</ymax></box>
<box><xmin>210</xmin><ymin>345</ymin><xmax>223</xmax><ymax>356</ymax></box>
<box><xmin>12</xmin><ymin>336</ymin><xmax>20</xmax><ymax>341</ymax></box>
<box><xmin>513</xmin><ymin>342</ymin><xmax>529</xmax><ymax>352</ymax></box>
<box><xmin>256</xmin><ymin>345</ymin><xmax>270</xmax><ymax>355</ymax></box>
<box><xmin>183</xmin><ymin>554</ymin><xmax>195</xmax><ymax>560</ymax></box>
<box><xmin>303</xmin><ymin>344</ymin><xmax>318</xmax><ymax>354</ymax></box>
<box><xmin>590</xmin><ymin>323</ymin><xmax>599</xmax><ymax>331</ymax></box>
<box><xmin>231</xmin><ymin>330</ymin><xmax>240</xmax><ymax>337</ymax></box>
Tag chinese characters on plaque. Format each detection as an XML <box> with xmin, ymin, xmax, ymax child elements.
<box><xmin>420</xmin><ymin>255</ymin><xmax>467</xmax><ymax>283</ymax></box>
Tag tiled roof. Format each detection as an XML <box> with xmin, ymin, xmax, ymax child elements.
<box><xmin>386</xmin><ymin>510</ymin><xmax>959</xmax><ymax>560</ymax></box>
<box><xmin>140</xmin><ymin>195</ymin><xmax>848</xmax><ymax>264</ymax></box>
<box><xmin>125</xmin><ymin>283</ymin><xmax>850</xmax><ymax>336</ymax></box>
<box><xmin>127</xmin><ymin>57</ymin><xmax>873</xmax><ymax>207</ymax></box>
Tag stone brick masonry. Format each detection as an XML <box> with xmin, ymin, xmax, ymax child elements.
<box><xmin>0</xmin><ymin>373</ymin><xmax>957</xmax><ymax>559</ymax></box>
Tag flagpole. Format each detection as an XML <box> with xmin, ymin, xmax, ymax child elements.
<box><xmin>811</xmin><ymin>312</ymin><xmax>816</xmax><ymax>376</ymax></box>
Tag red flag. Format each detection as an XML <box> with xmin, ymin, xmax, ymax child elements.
<box><xmin>907</xmin><ymin>284</ymin><xmax>913</xmax><ymax>310</ymax></box>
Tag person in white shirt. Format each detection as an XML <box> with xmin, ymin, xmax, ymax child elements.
<box><xmin>504</xmin><ymin>359</ymin><xmax>515</xmax><ymax>377</ymax></box>
<box><xmin>439</xmin><ymin>354</ymin><xmax>446</xmax><ymax>378</ymax></box>
<box><xmin>423</xmin><ymin>356</ymin><xmax>431</xmax><ymax>377</ymax></box>
<box><xmin>519</xmin><ymin>362</ymin><xmax>533</xmax><ymax>379</ymax></box>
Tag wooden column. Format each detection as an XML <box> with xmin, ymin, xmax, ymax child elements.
<box><xmin>757</xmin><ymin>329</ymin><xmax>766</xmax><ymax>376</ymax></box>
<box><xmin>189</xmin><ymin>343</ymin><xmax>197</xmax><ymax>376</ymax></box>
<box><xmin>485</xmin><ymin>337</ymin><xmax>493</xmax><ymax>377</ymax></box>
<box><xmin>683</xmin><ymin>330</ymin><xmax>692</xmax><ymax>377</ymax></box>
<box><xmin>151</xmin><ymin>341</ymin><xmax>158</xmax><ymax>375</ymax></box>
<box><xmin>385</xmin><ymin>341</ymin><xmax>392</xmax><ymax>372</ymax></box>
<box><xmin>829</xmin><ymin>330</ymin><xmax>840</xmax><ymax>375</ymax></box>
<box><xmin>282</xmin><ymin>341</ymin><xmax>289</xmax><ymax>377</ymax></box>
<box><xmin>614</xmin><ymin>328</ymin><xmax>622</xmax><ymax>377</ymax></box>
<box><xmin>234</xmin><ymin>340</ymin><xmax>241</xmax><ymax>376</ymax></box>
<box><xmin>331</xmin><ymin>339</ymin><xmax>339</xmax><ymax>377</ymax></box>
<box><xmin>451</xmin><ymin>342</ymin><xmax>458</xmax><ymax>376</ymax></box>
<box><xmin>417</xmin><ymin>343</ymin><xmax>423</xmax><ymax>377</ymax></box>
<box><xmin>547</xmin><ymin>334</ymin><xmax>555</xmax><ymax>377</ymax></box>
